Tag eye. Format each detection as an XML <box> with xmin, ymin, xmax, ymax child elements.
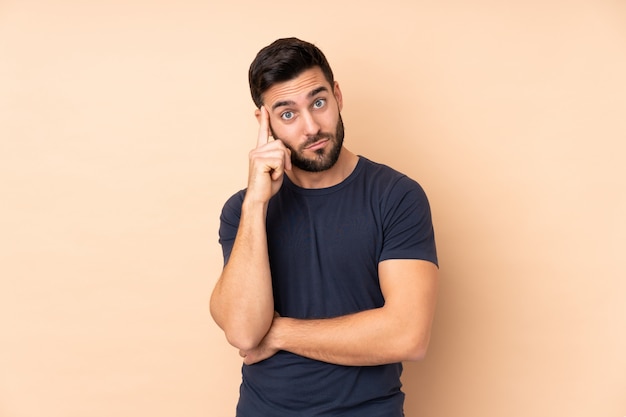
<box><xmin>313</xmin><ymin>98</ymin><xmax>326</xmax><ymax>109</ymax></box>
<box><xmin>280</xmin><ymin>111</ymin><xmax>294</xmax><ymax>121</ymax></box>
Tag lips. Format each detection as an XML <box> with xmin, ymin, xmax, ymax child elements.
<box><xmin>304</xmin><ymin>138</ymin><xmax>329</xmax><ymax>150</ymax></box>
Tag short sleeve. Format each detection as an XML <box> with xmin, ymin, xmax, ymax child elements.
<box><xmin>379</xmin><ymin>176</ymin><xmax>438</xmax><ymax>267</ymax></box>
<box><xmin>218</xmin><ymin>190</ymin><xmax>245</xmax><ymax>265</ymax></box>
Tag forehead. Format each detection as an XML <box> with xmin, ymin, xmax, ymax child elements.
<box><xmin>263</xmin><ymin>67</ymin><xmax>330</xmax><ymax>109</ymax></box>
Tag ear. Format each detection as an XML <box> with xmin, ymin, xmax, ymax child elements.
<box><xmin>254</xmin><ymin>107</ymin><xmax>261</xmax><ymax>124</ymax></box>
<box><xmin>333</xmin><ymin>81</ymin><xmax>343</xmax><ymax>112</ymax></box>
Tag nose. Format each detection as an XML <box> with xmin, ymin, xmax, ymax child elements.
<box><xmin>301</xmin><ymin>111</ymin><xmax>320</xmax><ymax>136</ymax></box>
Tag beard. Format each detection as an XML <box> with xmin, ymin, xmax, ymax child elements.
<box><xmin>271</xmin><ymin>114</ymin><xmax>345</xmax><ymax>173</ymax></box>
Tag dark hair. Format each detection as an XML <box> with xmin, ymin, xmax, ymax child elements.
<box><xmin>248</xmin><ymin>37</ymin><xmax>335</xmax><ymax>108</ymax></box>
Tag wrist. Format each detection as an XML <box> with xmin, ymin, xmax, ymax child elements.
<box><xmin>241</xmin><ymin>197</ymin><xmax>268</xmax><ymax>216</ymax></box>
<box><xmin>270</xmin><ymin>317</ymin><xmax>290</xmax><ymax>351</ymax></box>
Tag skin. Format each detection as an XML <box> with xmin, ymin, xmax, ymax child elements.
<box><xmin>210</xmin><ymin>67</ymin><xmax>439</xmax><ymax>366</ymax></box>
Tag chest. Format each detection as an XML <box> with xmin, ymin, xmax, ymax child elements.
<box><xmin>265</xmin><ymin>190</ymin><xmax>385</xmax><ymax>318</ymax></box>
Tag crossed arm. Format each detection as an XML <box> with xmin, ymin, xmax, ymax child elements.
<box><xmin>211</xmin><ymin>229</ymin><xmax>439</xmax><ymax>366</ymax></box>
<box><xmin>239</xmin><ymin>259</ymin><xmax>438</xmax><ymax>366</ymax></box>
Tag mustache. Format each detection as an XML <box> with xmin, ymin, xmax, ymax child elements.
<box><xmin>302</xmin><ymin>132</ymin><xmax>334</xmax><ymax>148</ymax></box>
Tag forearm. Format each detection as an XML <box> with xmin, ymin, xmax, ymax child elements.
<box><xmin>239</xmin><ymin>260</ymin><xmax>438</xmax><ymax>367</ymax></box>
<box><xmin>210</xmin><ymin>200</ymin><xmax>275</xmax><ymax>351</ymax></box>
<box><xmin>269</xmin><ymin>306</ymin><xmax>433</xmax><ymax>366</ymax></box>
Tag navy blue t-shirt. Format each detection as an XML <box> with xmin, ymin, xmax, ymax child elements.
<box><xmin>219</xmin><ymin>156</ymin><xmax>438</xmax><ymax>416</ymax></box>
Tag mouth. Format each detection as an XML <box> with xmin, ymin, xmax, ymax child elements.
<box><xmin>304</xmin><ymin>138</ymin><xmax>329</xmax><ymax>151</ymax></box>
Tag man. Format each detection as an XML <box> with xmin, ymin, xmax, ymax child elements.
<box><xmin>210</xmin><ymin>37</ymin><xmax>438</xmax><ymax>416</ymax></box>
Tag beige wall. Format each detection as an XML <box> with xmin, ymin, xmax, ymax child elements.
<box><xmin>1</xmin><ymin>1</ymin><xmax>624</xmax><ymax>416</ymax></box>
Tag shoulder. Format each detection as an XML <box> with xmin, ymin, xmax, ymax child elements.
<box><xmin>220</xmin><ymin>189</ymin><xmax>246</xmax><ymax>224</ymax></box>
<box><xmin>357</xmin><ymin>156</ymin><xmax>427</xmax><ymax>199</ymax></box>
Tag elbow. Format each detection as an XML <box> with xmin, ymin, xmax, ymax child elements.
<box><xmin>211</xmin><ymin>311</ymin><xmax>266</xmax><ymax>351</ymax></box>
<box><xmin>210</xmin><ymin>304</ymin><xmax>269</xmax><ymax>351</ymax></box>
<box><xmin>400</xmin><ymin>332</ymin><xmax>431</xmax><ymax>362</ymax></box>
<box><xmin>209</xmin><ymin>288</ymin><xmax>275</xmax><ymax>351</ymax></box>
<box><xmin>225</xmin><ymin>331</ymin><xmax>263</xmax><ymax>352</ymax></box>
<box><xmin>404</xmin><ymin>343</ymin><xmax>429</xmax><ymax>362</ymax></box>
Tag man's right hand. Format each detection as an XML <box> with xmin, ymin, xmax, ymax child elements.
<box><xmin>245</xmin><ymin>106</ymin><xmax>292</xmax><ymax>204</ymax></box>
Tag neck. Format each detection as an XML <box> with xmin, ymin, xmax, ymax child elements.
<box><xmin>286</xmin><ymin>147</ymin><xmax>359</xmax><ymax>189</ymax></box>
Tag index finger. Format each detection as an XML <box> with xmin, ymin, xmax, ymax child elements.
<box><xmin>257</xmin><ymin>105</ymin><xmax>270</xmax><ymax>148</ymax></box>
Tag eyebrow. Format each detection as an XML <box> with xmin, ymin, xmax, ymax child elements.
<box><xmin>271</xmin><ymin>86</ymin><xmax>329</xmax><ymax>111</ymax></box>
